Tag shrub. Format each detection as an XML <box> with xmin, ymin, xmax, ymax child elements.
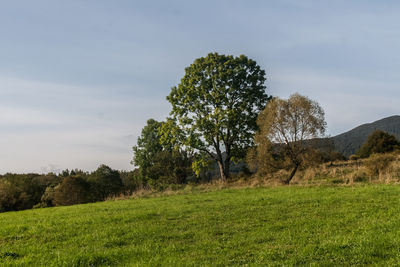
<box><xmin>88</xmin><ymin>165</ymin><xmax>123</xmax><ymax>200</ymax></box>
<box><xmin>119</xmin><ymin>169</ymin><xmax>146</xmax><ymax>193</ymax></box>
<box><xmin>357</xmin><ymin>130</ymin><xmax>400</xmax><ymax>158</ymax></box>
<box><xmin>53</xmin><ymin>176</ymin><xmax>92</xmax><ymax>206</ymax></box>
<box><xmin>364</xmin><ymin>153</ymin><xmax>396</xmax><ymax>178</ymax></box>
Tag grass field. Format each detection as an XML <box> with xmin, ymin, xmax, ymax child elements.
<box><xmin>1</xmin><ymin>184</ymin><xmax>400</xmax><ymax>266</ymax></box>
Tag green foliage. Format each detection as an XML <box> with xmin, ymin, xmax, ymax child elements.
<box><xmin>0</xmin><ymin>166</ymin><xmax>146</xmax><ymax>212</ymax></box>
<box><xmin>0</xmin><ymin>180</ymin><xmax>30</xmax><ymax>212</ymax></box>
<box><xmin>37</xmin><ymin>185</ymin><xmax>57</xmax><ymax>208</ymax></box>
<box><xmin>59</xmin><ymin>169</ymin><xmax>87</xmax><ymax>178</ymax></box>
<box><xmin>167</xmin><ymin>53</ymin><xmax>270</xmax><ymax>180</ymax></box>
<box><xmin>0</xmin><ymin>173</ymin><xmax>58</xmax><ymax>212</ymax></box>
<box><xmin>119</xmin><ymin>169</ymin><xmax>146</xmax><ymax>193</ymax></box>
<box><xmin>3</xmin><ymin>186</ymin><xmax>400</xmax><ymax>265</ymax></box>
<box><xmin>133</xmin><ymin>119</ymin><xmax>194</xmax><ymax>187</ymax></box>
<box><xmin>147</xmin><ymin>150</ymin><xmax>193</xmax><ymax>188</ymax></box>
<box><xmin>88</xmin><ymin>165</ymin><xmax>123</xmax><ymax>200</ymax></box>
<box><xmin>159</xmin><ymin>118</ymin><xmax>187</xmax><ymax>151</ymax></box>
<box><xmin>132</xmin><ymin>119</ymin><xmax>164</xmax><ymax>181</ymax></box>
<box><xmin>357</xmin><ymin>130</ymin><xmax>400</xmax><ymax>158</ymax></box>
<box><xmin>0</xmin><ymin>165</ymin><xmax>161</xmax><ymax>212</ymax></box>
<box><xmin>191</xmin><ymin>156</ymin><xmax>213</xmax><ymax>177</ymax></box>
<box><xmin>53</xmin><ymin>176</ymin><xmax>92</xmax><ymax>206</ymax></box>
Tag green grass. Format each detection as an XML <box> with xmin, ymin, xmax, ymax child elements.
<box><xmin>2</xmin><ymin>185</ymin><xmax>400</xmax><ymax>266</ymax></box>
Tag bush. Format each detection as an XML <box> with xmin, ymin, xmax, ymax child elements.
<box><xmin>364</xmin><ymin>153</ymin><xmax>396</xmax><ymax>177</ymax></box>
<box><xmin>119</xmin><ymin>169</ymin><xmax>146</xmax><ymax>193</ymax></box>
<box><xmin>53</xmin><ymin>176</ymin><xmax>92</xmax><ymax>206</ymax></box>
<box><xmin>88</xmin><ymin>165</ymin><xmax>123</xmax><ymax>200</ymax></box>
<box><xmin>357</xmin><ymin>130</ymin><xmax>400</xmax><ymax>158</ymax></box>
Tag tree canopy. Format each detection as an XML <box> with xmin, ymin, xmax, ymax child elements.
<box><xmin>357</xmin><ymin>130</ymin><xmax>400</xmax><ymax>158</ymax></box>
<box><xmin>132</xmin><ymin>119</ymin><xmax>193</xmax><ymax>187</ymax></box>
<box><xmin>166</xmin><ymin>53</ymin><xmax>270</xmax><ymax>180</ymax></box>
<box><xmin>249</xmin><ymin>93</ymin><xmax>326</xmax><ymax>184</ymax></box>
<box><xmin>53</xmin><ymin>176</ymin><xmax>92</xmax><ymax>206</ymax></box>
<box><xmin>132</xmin><ymin>119</ymin><xmax>164</xmax><ymax>181</ymax></box>
<box><xmin>88</xmin><ymin>165</ymin><xmax>122</xmax><ymax>199</ymax></box>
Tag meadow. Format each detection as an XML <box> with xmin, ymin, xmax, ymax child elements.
<box><xmin>1</xmin><ymin>184</ymin><xmax>400</xmax><ymax>266</ymax></box>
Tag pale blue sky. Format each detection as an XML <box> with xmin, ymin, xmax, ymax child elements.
<box><xmin>1</xmin><ymin>0</ymin><xmax>399</xmax><ymax>173</ymax></box>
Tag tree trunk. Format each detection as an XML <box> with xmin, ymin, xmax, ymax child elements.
<box><xmin>217</xmin><ymin>161</ymin><xmax>227</xmax><ymax>182</ymax></box>
<box><xmin>284</xmin><ymin>164</ymin><xmax>299</xmax><ymax>185</ymax></box>
<box><xmin>224</xmin><ymin>157</ymin><xmax>230</xmax><ymax>180</ymax></box>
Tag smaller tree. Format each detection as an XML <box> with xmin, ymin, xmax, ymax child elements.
<box><xmin>39</xmin><ymin>185</ymin><xmax>58</xmax><ymax>207</ymax></box>
<box><xmin>53</xmin><ymin>176</ymin><xmax>92</xmax><ymax>206</ymax></box>
<box><xmin>132</xmin><ymin>119</ymin><xmax>164</xmax><ymax>181</ymax></box>
<box><xmin>250</xmin><ymin>93</ymin><xmax>326</xmax><ymax>184</ymax></box>
<box><xmin>357</xmin><ymin>130</ymin><xmax>400</xmax><ymax>158</ymax></box>
<box><xmin>88</xmin><ymin>165</ymin><xmax>123</xmax><ymax>200</ymax></box>
<box><xmin>133</xmin><ymin>119</ymin><xmax>194</xmax><ymax>187</ymax></box>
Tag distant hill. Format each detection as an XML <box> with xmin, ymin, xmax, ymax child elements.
<box><xmin>331</xmin><ymin>115</ymin><xmax>400</xmax><ymax>156</ymax></box>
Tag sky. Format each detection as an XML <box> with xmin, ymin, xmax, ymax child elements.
<box><xmin>1</xmin><ymin>0</ymin><xmax>400</xmax><ymax>173</ymax></box>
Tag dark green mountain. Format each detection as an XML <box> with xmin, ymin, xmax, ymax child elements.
<box><xmin>331</xmin><ymin>115</ymin><xmax>400</xmax><ymax>156</ymax></box>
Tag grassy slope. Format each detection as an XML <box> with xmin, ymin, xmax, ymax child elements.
<box><xmin>1</xmin><ymin>185</ymin><xmax>400</xmax><ymax>266</ymax></box>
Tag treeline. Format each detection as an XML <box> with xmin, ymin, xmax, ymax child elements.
<box><xmin>3</xmin><ymin>52</ymin><xmax>398</xmax><ymax>213</ymax></box>
<box><xmin>1</xmin><ymin>128</ymin><xmax>397</xmax><ymax>213</ymax></box>
<box><xmin>0</xmin><ymin>165</ymin><xmax>145</xmax><ymax>212</ymax></box>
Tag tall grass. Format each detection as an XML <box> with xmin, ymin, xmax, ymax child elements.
<box><xmin>246</xmin><ymin>152</ymin><xmax>400</xmax><ymax>187</ymax></box>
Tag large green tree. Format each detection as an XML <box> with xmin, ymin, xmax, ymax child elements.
<box><xmin>166</xmin><ymin>53</ymin><xmax>270</xmax><ymax>181</ymax></box>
